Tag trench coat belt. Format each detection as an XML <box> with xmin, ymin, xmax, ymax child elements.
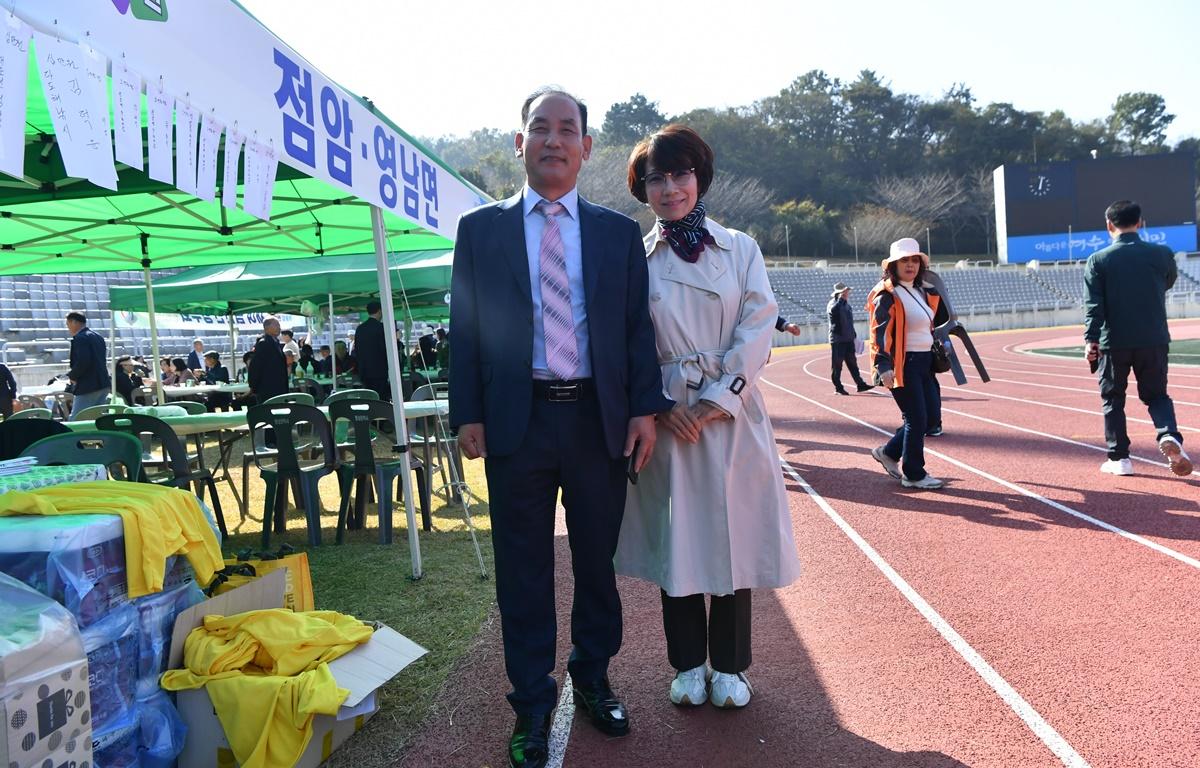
<box><xmin>659</xmin><ymin>350</ymin><xmax>725</xmax><ymax>391</ymax></box>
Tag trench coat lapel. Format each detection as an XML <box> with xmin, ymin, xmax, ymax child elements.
<box><xmin>650</xmin><ymin>218</ymin><xmax>730</xmax><ymax>292</ymax></box>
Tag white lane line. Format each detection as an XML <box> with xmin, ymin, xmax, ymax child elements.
<box><xmin>994</xmin><ymin>343</ymin><xmax>1200</xmax><ymax>377</ymax></box>
<box><xmin>953</xmin><ymin>386</ymin><xmax>1200</xmax><ymax>434</ymax></box>
<box><xmin>546</xmin><ymin>672</ymin><xmax>574</xmax><ymax>768</ymax></box>
<box><xmin>980</xmin><ymin>375</ymin><xmax>1200</xmax><ymax>408</ymax></box>
<box><xmin>762</xmin><ymin>377</ymin><xmax>1200</xmax><ymax>571</ymax></box>
<box><xmin>779</xmin><ymin>458</ymin><xmax>1091</xmax><ymax>768</ymax></box>
<box><xmin>979</xmin><ymin>362</ymin><xmax>1200</xmax><ymax>390</ymax></box>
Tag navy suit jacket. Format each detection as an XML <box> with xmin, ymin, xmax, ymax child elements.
<box><xmin>449</xmin><ymin>192</ymin><xmax>670</xmax><ymax>459</ymax></box>
<box><xmin>354</xmin><ymin>316</ymin><xmax>389</xmax><ymax>381</ymax></box>
<box><xmin>68</xmin><ymin>326</ymin><xmax>111</xmax><ymax>395</ymax></box>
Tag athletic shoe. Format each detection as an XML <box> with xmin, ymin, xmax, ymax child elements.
<box><xmin>1158</xmin><ymin>436</ymin><xmax>1193</xmax><ymax>477</ymax></box>
<box><xmin>1099</xmin><ymin>458</ymin><xmax>1134</xmax><ymax>476</ymax></box>
<box><xmin>871</xmin><ymin>446</ymin><xmax>901</xmax><ymax>479</ymax></box>
<box><xmin>669</xmin><ymin>664</ymin><xmax>710</xmax><ymax>707</ymax></box>
<box><xmin>709</xmin><ymin>671</ymin><xmax>753</xmax><ymax>709</ymax></box>
<box><xmin>901</xmin><ymin>474</ymin><xmax>945</xmax><ymax>490</ymax></box>
<box><xmin>925</xmin><ymin>426</ymin><xmax>943</xmax><ymax>437</ymax></box>
<box><xmin>856</xmin><ymin>382</ymin><xmax>875</xmax><ymax>392</ymax></box>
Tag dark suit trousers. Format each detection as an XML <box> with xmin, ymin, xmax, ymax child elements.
<box><xmin>483</xmin><ymin>389</ymin><xmax>627</xmax><ymax>716</ymax></box>
<box><xmin>1098</xmin><ymin>345</ymin><xmax>1181</xmax><ymax>459</ymax></box>
<box><xmin>830</xmin><ymin>341</ymin><xmax>866</xmax><ymax>390</ymax></box>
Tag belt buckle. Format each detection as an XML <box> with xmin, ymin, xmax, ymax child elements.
<box><xmin>548</xmin><ymin>382</ymin><xmax>579</xmax><ymax>402</ymax></box>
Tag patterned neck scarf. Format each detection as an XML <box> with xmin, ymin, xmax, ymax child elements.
<box><xmin>657</xmin><ymin>200</ymin><xmax>715</xmax><ymax>263</ymax></box>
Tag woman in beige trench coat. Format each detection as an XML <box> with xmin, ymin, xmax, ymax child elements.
<box><xmin>614</xmin><ymin>125</ymin><xmax>801</xmax><ymax>710</ymax></box>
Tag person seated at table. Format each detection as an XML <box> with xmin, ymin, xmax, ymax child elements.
<box><xmin>186</xmin><ymin>339</ymin><xmax>205</xmax><ymax>371</ymax></box>
<box><xmin>173</xmin><ymin>358</ymin><xmax>196</xmax><ymax>382</ymax></box>
<box><xmin>131</xmin><ymin>357</ymin><xmax>152</xmax><ymax>378</ymax></box>
<box><xmin>0</xmin><ymin>361</ymin><xmax>17</xmax><ymax>418</ymax></box>
<box><xmin>160</xmin><ymin>357</ymin><xmax>184</xmax><ymax>385</ymax></box>
<box><xmin>113</xmin><ymin>355</ymin><xmax>144</xmax><ymax>406</ymax></box>
<box><xmin>235</xmin><ymin>351</ymin><xmax>253</xmax><ymax>383</ymax></box>
<box><xmin>284</xmin><ymin>349</ymin><xmax>297</xmax><ymax>379</ymax></box>
<box><xmin>295</xmin><ymin>344</ymin><xmax>319</xmax><ymax>377</ymax></box>
<box><xmin>417</xmin><ymin>332</ymin><xmax>438</xmax><ymax>369</ymax></box>
<box><xmin>201</xmin><ymin>351</ymin><xmax>232</xmax><ymax>411</ymax></box>
<box><xmin>317</xmin><ymin>345</ymin><xmax>333</xmax><ymax>375</ymax></box>
<box><xmin>333</xmin><ymin>340</ymin><xmax>356</xmax><ymax>375</ymax></box>
<box><xmin>280</xmin><ymin>329</ymin><xmax>300</xmax><ymax>359</ymax></box>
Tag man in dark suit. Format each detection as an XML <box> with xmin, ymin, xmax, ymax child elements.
<box><xmin>0</xmin><ymin>362</ymin><xmax>16</xmax><ymax>418</ymax></box>
<box><xmin>450</xmin><ymin>88</ymin><xmax>668</xmax><ymax>768</ymax></box>
<box><xmin>1085</xmin><ymin>199</ymin><xmax>1192</xmax><ymax>477</ymax></box>
<box><xmin>186</xmin><ymin>339</ymin><xmax>205</xmax><ymax>371</ymax></box>
<box><xmin>201</xmin><ymin>351</ymin><xmax>232</xmax><ymax>411</ymax></box>
<box><xmin>354</xmin><ymin>300</ymin><xmax>390</xmax><ymax>401</ymax></box>
<box><xmin>248</xmin><ymin>316</ymin><xmax>288</xmax><ymax>403</ymax></box>
<box><xmin>65</xmin><ymin>311</ymin><xmax>111</xmax><ymax>418</ymax></box>
<box><xmin>827</xmin><ymin>283</ymin><xmax>872</xmax><ymax>395</ymax></box>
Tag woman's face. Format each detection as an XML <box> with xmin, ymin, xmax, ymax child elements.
<box><xmin>895</xmin><ymin>254</ymin><xmax>922</xmax><ymax>282</ymax></box>
<box><xmin>644</xmin><ymin>164</ymin><xmax>698</xmax><ymax>222</ymax></box>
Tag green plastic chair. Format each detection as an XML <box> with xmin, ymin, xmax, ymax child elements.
<box><xmin>322</xmin><ymin>389</ymin><xmax>379</xmax><ymax>406</ymax></box>
<box><xmin>246</xmin><ymin>403</ymin><xmax>337</xmax><ymax>547</ymax></box>
<box><xmin>9</xmin><ymin>408</ymin><xmax>52</xmax><ymax>421</ymax></box>
<box><xmin>240</xmin><ymin>392</ymin><xmax>317</xmax><ymax>511</ymax></box>
<box><xmin>264</xmin><ymin>392</ymin><xmax>315</xmax><ymax>407</ymax></box>
<box><xmin>20</xmin><ymin>430</ymin><xmax>143</xmax><ymax>481</ymax></box>
<box><xmin>328</xmin><ymin>399</ymin><xmax>429</xmax><ymax>544</ymax></box>
<box><xmin>74</xmin><ymin>403</ymin><xmax>130</xmax><ymax>422</ymax></box>
<box><xmin>171</xmin><ymin>400</ymin><xmax>208</xmax><ymax>415</ymax></box>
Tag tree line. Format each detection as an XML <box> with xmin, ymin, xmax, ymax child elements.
<box><xmin>424</xmin><ymin>71</ymin><xmax>1196</xmax><ymax>259</ymax></box>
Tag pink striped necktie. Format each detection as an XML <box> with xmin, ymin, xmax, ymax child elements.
<box><xmin>536</xmin><ymin>200</ymin><xmax>579</xmax><ymax>380</ymax></box>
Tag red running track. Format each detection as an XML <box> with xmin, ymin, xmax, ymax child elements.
<box><xmin>393</xmin><ymin>322</ymin><xmax>1200</xmax><ymax>768</ymax></box>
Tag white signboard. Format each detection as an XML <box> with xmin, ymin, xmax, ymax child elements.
<box><xmin>114</xmin><ymin>310</ymin><xmax>307</xmax><ymax>332</ymax></box>
<box><xmin>0</xmin><ymin>14</ymin><xmax>31</xmax><ymax>178</ymax></box>
<box><xmin>9</xmin><ymin>1</ymin><xmax>487</xmax><ymax>238</ymax></box>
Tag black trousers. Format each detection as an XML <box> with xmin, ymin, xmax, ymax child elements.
<box><xmin>831</xmin><ymin>341</ymin><xmax>866</xmax><ymax>391</ymax></box>
<box><xmin>483</xmin><ymin>389</ymin><xmax>627</xmax><ymax>716</ymax></box>
<box><xmin>1098</xmin><ymin>345</ymin><xmax>1181</xmax><ymax>460</ymax></box>
<box><xmin>660</xmin><ymin>589</ymin><xmax>751</xmax><ymax>674</ymax></box>
<box><xmin>361</xmin><ymin>376</ymin><xmax>391</xmax><ymax>402</ymax></box>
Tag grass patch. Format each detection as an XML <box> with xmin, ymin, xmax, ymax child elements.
<box><xmin>202</xmin><ymin>438</ymin><xmax>494</xmax><ymax>765</ymax></box>
<box><xmin>1029</xmin><ymin>338</ymin><xmax>1200</xmax><ymax>367</ymax></box>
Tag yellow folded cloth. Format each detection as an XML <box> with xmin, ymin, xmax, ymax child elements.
<box><xmin>161</xmin><ymin>609</ymin><xmax>374</xmax><ymax>768</ymax></box>
<box><xmin>0</xmin><ymin>480</ymin><xmax>223</xmax><ymax>597</ymax></box>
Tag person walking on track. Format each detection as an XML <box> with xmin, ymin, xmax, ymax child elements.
<box><xmin>828</xmin><ymin>282</ymin><xmax>873</xmax><ymax>395</ymax></box>
<box><xmin>449</xmin><ymin>87</ymin><xmax>668</xmax><ymax>768</ymax></box>
<box><xmin>1084</xmin><ymin>199</ymin><xmax>1192</xmax><ymax>477</ymax></box>
<box><xmin>614</xmin><ymin>124</ymin><xmax>801</xmax><ymax>712</ymax></box>
<box><xmin>867</xmin><ymin>238</ymin><xmax>950</xmax><ymax>490</ymax></box>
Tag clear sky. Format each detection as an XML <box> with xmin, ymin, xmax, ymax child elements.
<box><xmin>240</xmin><ymin>0</ymin><xmax>1198</xmax><ymax>145</ymax></box>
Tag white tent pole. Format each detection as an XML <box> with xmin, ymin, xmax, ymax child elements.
<box><xmin>371</xmin><ymin>206</ymin><xmax>422</xmax><ymax>579</ymax></box>
<box><xmin>141</xmin><ymin>236</ymin><xmax>166</xmax><ymax>406</ymax></box>
<box><xmin>109</xmin><ymin>312</ymin><xmax>117</xmax><ymax>404</ymax></box>
<box><xmin>227</xmin><ymin>309</ymin><xmax>236</xmax><ymax>380</ymax></box>
<box><xmin>328</xmin><ymin>292</ymin><xmax>337</xmax><ymax>391</ymax></box>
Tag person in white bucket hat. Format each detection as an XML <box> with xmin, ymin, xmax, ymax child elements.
<box><xmin>827</xmin><ymin>282</ymin><xmax>872</xmax><ymax>395</ymax></box>
<box><xmin>864</xmin><ymin>238</ymin><xmax>948</xmax><ymax>490</ymax></box>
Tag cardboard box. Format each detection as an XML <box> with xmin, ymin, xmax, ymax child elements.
<box><xmin>169</xmin><ymin>569</ymin><xmax>427</xmax><ymax>768</ymax></box>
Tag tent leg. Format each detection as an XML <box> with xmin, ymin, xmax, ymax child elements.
<box><xmin>371</xmin><ymin>206</ymin><xmax>421</xmax><ymax>579</ymax></box>
<box><xmin>228</xmin><ymin>309</ymin><xmax>237</xmax><ymax>381</ymax></box>
<box><xmin>328</xmin><ymin>292</ymin><xmax>336</xmax><ymax>391</ymax></box>
<box><xmin>141</xmin><ymin>237</ymin><xmax>166</xmax><ymax>406</ymax></box>
<box><xmin>109</xmin><ymin>313</ymin><xmax>118</xmax><ymax>404</ymax></box>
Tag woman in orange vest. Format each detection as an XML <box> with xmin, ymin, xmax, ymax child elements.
<box><xmin>866</xmin><ymin>238</ymin><xmax>949</xmax><ymax>490</ymax></box>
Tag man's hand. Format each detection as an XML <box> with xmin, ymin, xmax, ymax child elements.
<box><xmin>1084</xmin><ymin>341</ymin><xmax>1100</xmax><ymax>363</ymax></box>
<box><xmin>659</xmin><ymin>403</ymin><xmax>702</xmax><ymax>444</ymax></box>
<box><xmin>881</xmin><ymin>371</ymin><xmax>895</xmax><ymax>389</ymax></box>
<box><xmin>785</xmin><ymin>323</ymin><xmax>801</xmax><ymax>336</ymax></box>
<box><xmin>458</xmin><ymin>423</ymin><xmax>487</xmax><ymax>460</ymax></box>
<box><xmin>624</xmin><ymin>415</ymin><xmax>657</xmax><ymax>471</ymax></box>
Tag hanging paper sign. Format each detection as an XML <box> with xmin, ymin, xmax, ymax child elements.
<box><xmin>32</xmin><ymin>31</ymin><xmax>118</xmax><ymax>190</ymax></box>
<box><xmin>147</xmin><ymin>79</ymin><xmax>173</xmax><ymax>184</ymax></box>
<box><xmin>0</xmin><ymin>14</ymin><xmax>32</xmax><ymax>179</ymax></box>
<box><xmin>222</xmin><ymin>124</ymin><xmax>244</xmax><ymax>210</ymax></box>
<box><xmin>112</xmin><ymin>58</ymin><xmax>143</xmax><ymax>170</ymax></box>
<box><xmin>79</xmin><ymin>42</ymin><xmax>118</xmax><ymax>190</ymax></box>
<box><xmin>241</xmin><ymin>138</ymin><xmax>278</xmax><ymax>221</ymax></box>
<box><xmin>196</xmin><ymin>112</ymin><xmax>223</xmax><ymax>202</ymax></box>
<box><xmin>175</xmin><ymin>98</ymin><xmax>198</xmax><ymax>195</ymax></box>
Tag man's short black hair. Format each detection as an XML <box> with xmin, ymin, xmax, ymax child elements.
<box><xmin>521</xmin><ymin>87</ymin><xmax>588</xmax><ymax>135</ymax></box>
<box><xmin>281</xmin><ymin>329</ymin><xmax>294</xmax><ymax>338</ymax></box>
<box><xmin>66</xmin><ymin>311</ymin><xmax>87</xmax><ymax>324</ymax></box>
<box><xmin>1106</xmin><ymin>200</ymin><xmax>1142</xmax><ymax>228</ymax></box>
<box><xmin>367</xmin><ymin>299</ymin><xmax>382</xmax><ymax>315</ymax></box>
<box><xmin>319</xmin><ymin>344</ymin><xmax>331</xmax><ymax>353</ymax></box>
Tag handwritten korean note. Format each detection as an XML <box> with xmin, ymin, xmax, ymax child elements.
<box><xmin>32</xmin><ymin>31</ymin><xmax>118</xmax><ymax>190</ymax></box>
<box><xmin>80</xmin><ymin>43</ymin><xmax>117</xmax><ymax>190</ymax></box>
<box><xmin>0</xmin><ymin>13</ymin><xmax>32</xmax><ymax>179</ymax></box>
<box><xmin>242</xmin><ymin>138</ymin><xmax>279</xmax><ymax>221</ymax></box>
<box><xmin>222</xmin><ymin>125</ymin><xmax>244</xmax><ymax>210</ymax></box>
<box><xmin>175</xmin><ymin>99</ymin><xmax>198</xmax><ymax>195</ymax></box>
<box><xmin>147</xmin><ymin>79</ymin><xmax>173</xmax><ymax>184</ymax></box>
<box><xmin>196</xmin><ymin>112</ymin><xmax>223</xmax><ymax>202</ymax></box>
<box><xmin>113</xmin><ymin>58</ymin><xmax>143</xmax><ymax>170</ymax></box>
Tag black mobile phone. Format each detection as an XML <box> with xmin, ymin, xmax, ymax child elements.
<box><xmin>626</xmin><ymin>442</ymin><xmax>640</xmax><ymax>485</ymax></box>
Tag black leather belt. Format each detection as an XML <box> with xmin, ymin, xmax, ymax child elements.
<box><xmin>532</xmin><ymin>378</ymin><xmax>594</xmax><ymax>402</ymax></box>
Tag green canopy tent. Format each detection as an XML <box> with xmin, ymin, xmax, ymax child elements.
<box><xmin>0</xmin><ymin>2</ymin><xmax>490</xmax><ymax>578</ymax></box>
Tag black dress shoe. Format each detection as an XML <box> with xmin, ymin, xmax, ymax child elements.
<box><xmin>834</xmin><ymin>389</ymin><xmax>849</xmax><ymax>396</ymax></box>
<box><xmin>856</xmin><ymin>382</ymin><xmax>875</xmax><ymax>392</ymax></box>
<box><xmin>509</xmin><ymin>713</ymin><xmax>551</xmax><ymax>768</ymax></box>
<box><xmin>572</xmin><ymin>677</ymin><xmax>630</xmax><ymax>737</ymax></box>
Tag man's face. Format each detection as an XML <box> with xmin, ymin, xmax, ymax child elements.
<box><xmin>321</xmin><ymin>349</ymin><xmax>330</xmax><ymax>359</ymax></box>
<box><xmin>65</xmin><ymin>318</ymin><xmax>80</xmax><ymax>334</ymax></box>
<box><xmin>264</xmin><ymin>322</ymin><xmax>280</xmax><ymax>337</ymax></box>
<box><xmin>515</xmin><ymin>94</ymin><xmax>591</xmax><ymax>194</ymax></box>
<box><xmin>194</xmin><ymin>342</ymin><xmax>203</xmax><ymax>352</ymax></box>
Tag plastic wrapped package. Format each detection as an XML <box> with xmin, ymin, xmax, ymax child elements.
<box><xmin>137</xmin><ymin>690</ymin><xmax>189</xmax><ymax>768</ymax></box>
<box><xmin>0</xmin><ymin>571</ymin><xmax>94</xmax><ymax>768</ymax></box>
<box><xmin>0</xmin><ymin>513</ymin><xmax>194</xmax><ymax>628</ymax></box>
<box><xmin>135</xmin><ymin>579</ymin><xmax>206</xmax><ymax>694</ymax></box>
<box><xmin>80</xmin><ymin>604</ymin><xmax>140</xmax><ymax>732</ymax></box>
<box><xmin>91</xmin><ymin>706</ymin><xmax>140</xmax><ymax>768</ymax></box>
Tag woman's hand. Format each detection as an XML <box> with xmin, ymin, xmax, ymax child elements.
<box><xmin>692</xmin><ymin>401</ymin><xmax>731</xmax><ymax>426</ymax></box>
<box><xmin>659</xmin><ymin>403</ymin><xmax>703</xmax><ymax>444</ymax></box>
<box><xmin>881</xmin><ymin>371</ymin><xmax>895</xmax><ymax>388</ymax></box>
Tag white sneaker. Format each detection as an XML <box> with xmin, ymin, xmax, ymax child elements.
<box><xmin>709</xmin><ymin>671</ymin><xmax>752</xmax><ymax>709</ymax></box>
<box><xmin>871</xmin><ymin>446</ymin><xmax>901</xmax><ymax>479</ymax></box>
<box><xmin>1100</xmin><ymin>458</ymin><xmax>1134</xmax><ymax>476</ymax></box>
<box><xmin>901</xmin><ymin>474</ymin><xmax>945</xmax><ymax>490</ymax></box>
<box><xmin>1158</xmin><ymin>436</ymin><xmax>1193</xmax><ymax>477</ymax></box>
<box><xmin>669</xmin><ymin>664</ymin><xmax>709</xmax><ymax>706</ymax></box>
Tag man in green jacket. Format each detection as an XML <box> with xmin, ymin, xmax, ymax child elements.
<box><xmin>1084</xmin><ymin>200</ymin><xmax>1191</xmax><ymax>477</ymax></box>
